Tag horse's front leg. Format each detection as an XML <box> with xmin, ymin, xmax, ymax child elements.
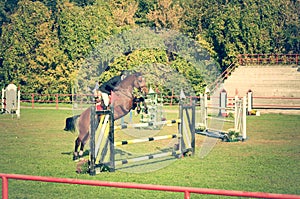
<box><xmin>141</xmin><ymin>98</ymin><xmax>148</xmax><ymax>114</ymax></box>
<box><xmin>79</xmin><ymin>142</ymin><xmax>85</xmax><ymax>158</ymax></box>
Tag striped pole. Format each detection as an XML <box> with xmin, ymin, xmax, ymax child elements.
<box><xmin>90</xmin><ymin>109</ymin><xmax>114</xmax><ymax>175</ymax></box>
<box><xmin>114</xmin><ymin>119</ymin><xmax>180</xmax><ymax>130</ymax></box>
<box><xmin>89</xmin><ymin>106</ymin><xmax>96</xmax><ymax>176</ymax></box>
<box><xmin>115</xmin><ymin>151</ymin><xmax>181</xmax><ymax>166</ymax></box>
<box><xmin>114</xmin><ymin>134</ymin><xmax>180</xmax><ymax>146</ymax></box>
<box><xmin>95</xmin><ymin>114</ymin><xmax>110</xmax><ymax>161</ymax></box>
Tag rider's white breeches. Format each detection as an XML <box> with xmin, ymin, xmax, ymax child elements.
<box><xmin>102</xmin><ymin>92</ymin><xmax>109</xmax><ymax>106</ymax></box>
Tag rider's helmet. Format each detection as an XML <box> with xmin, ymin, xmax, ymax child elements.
<box><xmin>120</xmin><ymin>70</ymin><xmax>129</xmax><ymax>80</ymax></box>
<box><xmin>121</xmin><ymin>70</ymin><xmax>129</xmax><ymax>76</ymax></box>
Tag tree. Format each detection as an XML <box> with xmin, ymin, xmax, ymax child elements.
<box><xmin>56</xmin><ymin>0</ymin><xmax>117</xmax><ymax>70</ymax></box>
<box><xmin>0</xmin><ymin>0</ymin><xmax>53</xmax><ymax>92</ymax></box>
<box><xmin>146</xmin><ymin>0</ymin><xmax>184</xmax><ymax>30</ymax></box>
<box><xmin>104</xmin><ymin>48</ymin><xmax>209</xmax><ymax>96</ymax></box>
<box><xmin>180</xmin><ymin>0</ymin><xmax>299</xmax><ymax>69</ymax></box>
<box><xmin>109</xmin><ymin>0</ymin><xmax>139</xmax><ymax>27</ymax></box>
<box><xmin>0</xmin><ymin>0</ymin><xmax>18</xmax><ymax>31</ymax></box>
<box><xmin>134</xmin><ymin>0</ymin><xmax>155</xmax><ymax>26</ymax></box>
<box><xmin>30</xmin><ymin>16</ymin><xmax>73</xmax><ymax>96</ymax></box>
<box><xmin>180</xmin><ymin>0</ymin><xmax>204</xmax><ymax>38</ymax></box>
<box><xmin>0</xmin><ymin>0</ymin><xmax>75</xmax><ymax>98</ymax></box>
<box><xmin>1</xmin><ymin>0</ymin><xmax>299</xmax><ymax>96</ymax></box>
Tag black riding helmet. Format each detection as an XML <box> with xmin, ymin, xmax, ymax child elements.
<box><xmin>121</xmin><ymin>70</ymin><xmax>129</xmax><ymax>76</ymax></box>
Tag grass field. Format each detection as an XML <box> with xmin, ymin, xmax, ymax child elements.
<box><xmin>0</xmin><ymin>107</ymin><xmax>299</xmax><ymax>198</ymax></box>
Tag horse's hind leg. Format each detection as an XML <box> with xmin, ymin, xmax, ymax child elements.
<box><xmin>73</xmin><ymin>137</ymin><xmax>81</xmax><ymax>161</ymax></box>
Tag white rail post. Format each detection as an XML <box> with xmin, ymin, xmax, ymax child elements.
<box><xmin>247</xmin><ymin>89</ymin><xmax>253</xmax><ymax>114</ymax></box>
<box><xmin>1</xmin><ymin>88</ymin><xmax>4</xmax><ymax>113</ymax></box>
<box><xmin>219</xmin><ymin>89</ymin><xmax>227</xmax><ymax>116</ymax></box>
<box><xmin>234</xmin><ymin>96</ymin><xmax>239</xmax><ymax>131</ymax></box>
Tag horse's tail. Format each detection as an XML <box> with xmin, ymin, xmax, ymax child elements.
<box><xmin>64</xmin><ymin>115</ymin><xmax>80</xmax><ymax>132</ymax></box>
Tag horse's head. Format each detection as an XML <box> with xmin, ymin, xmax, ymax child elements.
<box><xmin>133</xmin><ymin>72</ymin><xmax>148</xmax><ymax>95</ymax></box>
<box><xmin>111</xmin><ymin>72</ymin><xmax>149</xmax><ymax>120</ymax></box>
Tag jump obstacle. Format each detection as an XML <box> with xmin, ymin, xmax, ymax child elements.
<box><xmin>196</xmin><ymin>93</ymin><xmax>247</xmax><ymax>142</ymax></box>
<box><xmin>140</xmin><ymin>87</ymin><xmax>164</xmax><ymax>128</ymax></box>
<box><xmin>1</xmin><ymin>83</ymin><xmax>21</xmax><ymax>118</ymax></box>
<box><xmin>88</xmin><ymin>101</ymin><xmax>196</xmax><ymax>175</ymax></box>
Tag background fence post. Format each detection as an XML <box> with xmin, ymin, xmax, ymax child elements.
<box><xmin>56</xmin><ymin>94</ymin><xmax>58</xmax><ymax>110</ymax></box>
<box><xmin>31</xmin><ymin>94</ymin><xmax>34</xmax><ymax>109</ymax></box>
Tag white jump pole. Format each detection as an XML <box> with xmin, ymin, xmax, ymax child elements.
<box><xmin>16</xmin><ymin>89</ymin><xmax>21</xmax><ymax>118</ymax></box>
<box><xmin>242</xmin><ymin>96</ymin><xmax>247</xmax><ymax>140</ymax></box>
<box><xmin>204</xmin><ymin>93</ymin><xmax>208</xmax><ymax>129</ymax></box>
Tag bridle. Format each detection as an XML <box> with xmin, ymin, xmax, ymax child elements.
<box><xmin>135</xmin><ymin>75</ymin><xmax>148</xmax><ymax>95</ymax></box>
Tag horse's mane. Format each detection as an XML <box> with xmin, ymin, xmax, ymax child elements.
<box><xmin>114</xmin><ymin>72</ymin><xmax>142</xmax><ymax>91</ymax></box>
<box><xmin>121</xmin><ymin>72</ymin><xmax>143</xmax><ymax>83</ymax></box>
<box><xmin>133</xmin><ymin>72</ymin><xmax>142</xmax><ymax>77</ymax></box>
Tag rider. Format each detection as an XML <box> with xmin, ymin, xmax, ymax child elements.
<box><xmin>99</xmin><ymin>70</ymin><xmax>128</xmax><ymax>109</ymax></box>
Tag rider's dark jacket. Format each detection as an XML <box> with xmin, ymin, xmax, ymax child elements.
<box><xmin>99</xmin><ymin>76</ymin><xmax>122</xmax><ymax>94</ymax></box>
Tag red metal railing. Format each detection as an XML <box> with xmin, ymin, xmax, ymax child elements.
<box><xmin>238</xmin><ymin>54</ymin><xmax>299</xmax><ymax>65</ymax></box>
<box><xmin>207</xmin><ymin>62</ymin><xmax>238</xmax><ymax>94</ymax></box>
<box><xmin>1</xmin><ymin>173</ymin><xmax>300</xmax><ymax>199</ymax></box>
<box><xmin>17</xmin><ymin>93</ymin><xmax>300</xmax><ymax>110</ymax></box>
<box><xmin>20</xmin><ymin>93</ymin><xmax>94</xmax><ymax>109</ymax></box>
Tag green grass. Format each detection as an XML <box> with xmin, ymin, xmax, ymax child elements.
<box><xmin>0</xmin><ymin>108</ymin><xmax>299</xmax><ymax>198</ymax></box>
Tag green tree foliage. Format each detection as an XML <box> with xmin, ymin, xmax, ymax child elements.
<box><xmin>101</xmin><ymin>49</ymin><xmax>207</xmax><ymax>96</ymax></box>
<box><xmin>56</xmin><ymin>0</ymin><xmax>117</xmax><ymax>68</ymax></box>
<box><xmin>75</xmin><ymin>27</ymin><xmax>218</xmax><ymax>98</ymax></box>
<box><xmin>0</xmin><ymin>0</ymin><xmax>118</xmax><ymax>97</ymax></box>
<box><xmin>0</xmin><ymin>0</ymin><xmax>299</xmax><ymax>97</ymax></box>
<box><xmin>109</xmin><ymin>0</ymin><xmax>139</xmax><ymax>27</ymax></box>
<box><xmin>180</xmin><ymin>0</ymin><xmax>299</xmax><ymax>69</ymax></box>
<box><xmin>134</xmin><ymin>0</ymin><xmax>155</xmax><ymax>26</ymax></box>
<box><xmin>1</xmin><ymin>0</ymin><xmax>54</xmax><ymax>92</ymax></box>
<box><xmin>0</xmin><ymin>0</ymin><xmax>18</xmax><ymax>29</ymax></box>
<box><xmin>146</xmin><ymin>0</ymin><xmax>184</xmax><ymax>30</ymax></box>
<box><xmin>30</xmin><ymin>16</ymin><xmax>72</xmax><ymax>96</ymax></box>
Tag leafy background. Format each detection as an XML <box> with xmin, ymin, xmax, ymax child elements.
<box><xmin>0</xmin><ymin>0</ymin><xmax>299</xmax><ymax>98</ymax></box>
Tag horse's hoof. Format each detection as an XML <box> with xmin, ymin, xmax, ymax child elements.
<box><xmin>73</xmin><ymin>155</ymin><xmax>79</xmax><ymax>162</ymax></box>
<box><xmin>79</xmin><ymin>155</ymin><xmax>84</xmax><ymax>161</ymax></box>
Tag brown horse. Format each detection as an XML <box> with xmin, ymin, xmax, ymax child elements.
<box><xmin>73</xmin><ymin>72</ymin><xmax>148</xmax><ymax>160</ymax></box>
